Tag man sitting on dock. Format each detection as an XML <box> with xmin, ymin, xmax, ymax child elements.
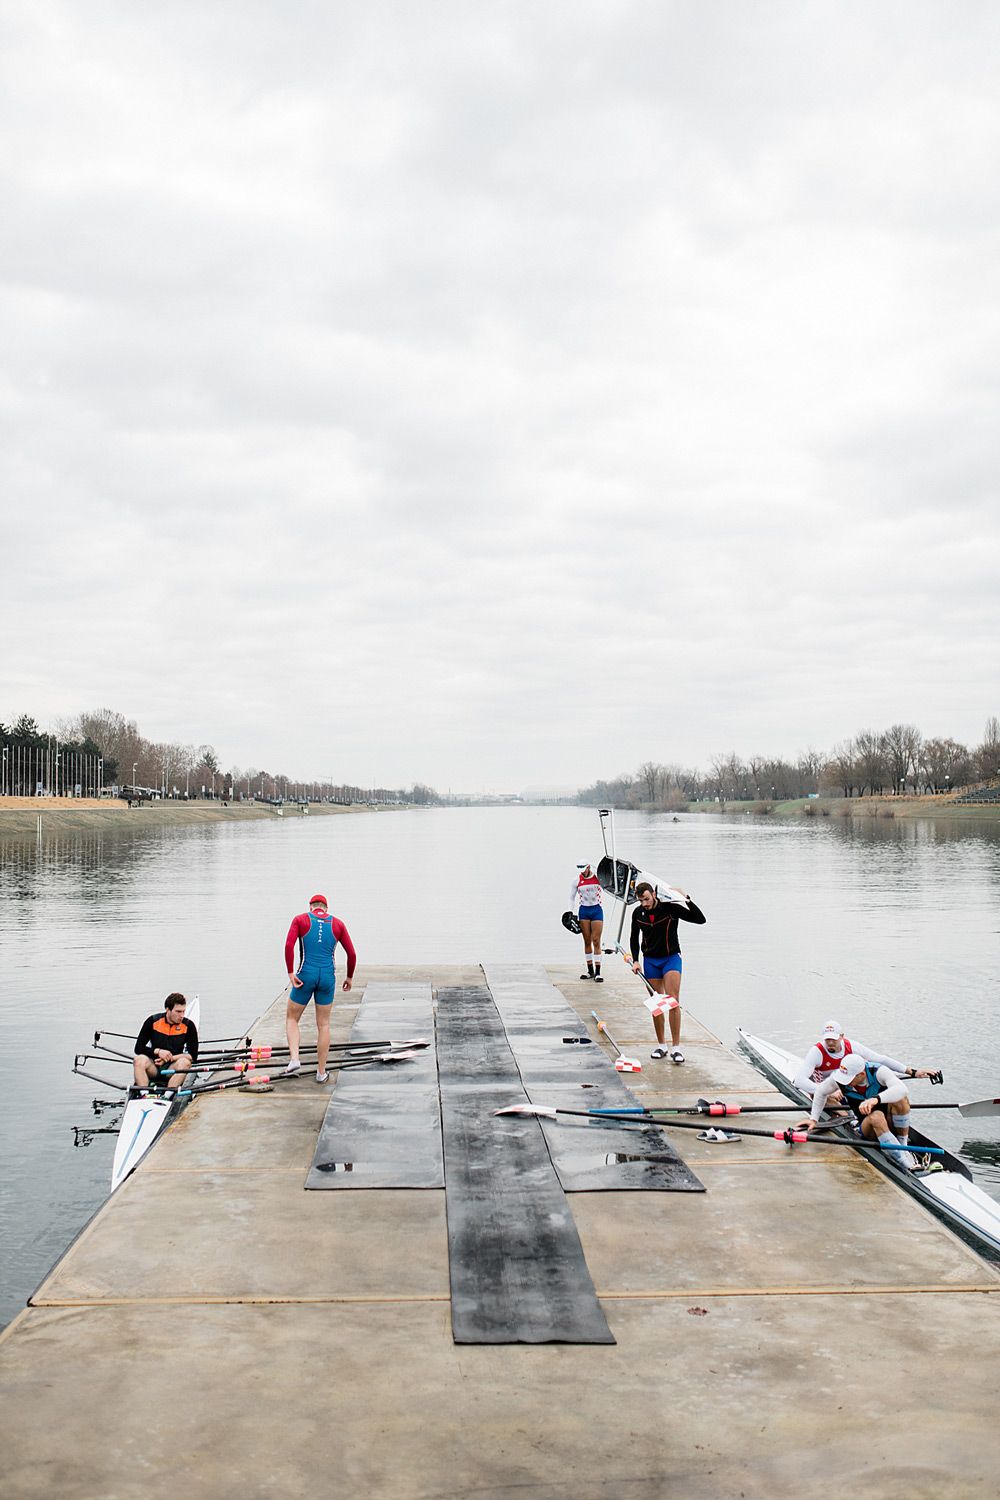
<box><xmin>804</xmin><ymin>1053</ymin><xmax>941</xmax><ymax>1173</ymax></box>
<box><xmin>284</xmin><ymin>893</ymin><xmax>357</xmax><ymax>1083</ymax></box>
<box><xmin>628</xmin><ymin>881</ymin><xmax>707</xmax><ymax>1063</ymax></box>
<box><xmin>132</xmin><ymin>993</ymin><xmax>199</xmax><ymax>1092</ymax></box>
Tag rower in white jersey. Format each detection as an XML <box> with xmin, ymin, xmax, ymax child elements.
<box><xmin>792</xmin><ymin>1019</ymin><xmax>917</xmax><ymax>1098</ymax></box>
<box><xmin>570</xmin><ymin>862</ymin><xmax>605</xmax><ymax>981</ymax></box>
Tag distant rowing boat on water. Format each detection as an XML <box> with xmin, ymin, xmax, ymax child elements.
<box><xmin>109</xmin><ymin>995</ymin><xmax>202</xmax><ymax>1192</ymax></box>
<box><xmin>738</xmin><ymin>1028</ymin><xmax>1000</xmax><ymax>1263</ymax></box>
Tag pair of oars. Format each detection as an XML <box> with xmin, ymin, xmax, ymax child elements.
<box><xmin>492</xmin><ymin>1100</ymin><xmax>945</xmax><ymax>1155</ymax></box>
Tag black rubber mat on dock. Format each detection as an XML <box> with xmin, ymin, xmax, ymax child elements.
<box><xmin>305</xmin><ymin>984</ymin><xmax>443</xmax><ymax>1190</ymax></box>
<box><xmin>484</xmin><ymin>965</ymin><xmax>704</xmax><ymax>1194</ymax></box>
<box><xmin>437</xmin><ymin>985</ymin><xmax>615</xmax><ymax>1345</ymax></box>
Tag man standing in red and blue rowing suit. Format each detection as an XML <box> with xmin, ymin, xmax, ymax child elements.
<box><xmin>284</xmin><ymin>893</ymin><xmax>357</xmax><ymax>1084</ymax></box>
<box><xmin>133</xmin><ymin>993</ymin><xmax>199</xmax><ymax>1092</ymax></box>
<box><xmin>570</xmin><ymin>862</ymin><xmax>605</xmax><ymax>981</ymax></box>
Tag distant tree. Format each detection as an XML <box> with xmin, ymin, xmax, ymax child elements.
<box><xmin>854</xmin><ymin>730</ymin><xmax>888</xmax><ymax>795</ymax></box>
<box><xmin>884</xmin><ymin>723</ymin><xmax>923</xmax><ymax>793</ymax></box>
<box><xmin>975</xmin><ymin>716</ymin><xmax>1000</xmax><ymax>781</ymax></box>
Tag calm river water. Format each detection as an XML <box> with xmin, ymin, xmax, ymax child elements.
<box><xmin>2</xmin><ymin>805</ymin><xmax>999</xmax><ymax>1325</ymax></box>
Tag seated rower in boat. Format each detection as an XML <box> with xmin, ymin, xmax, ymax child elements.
<box><xmin>803</xmin><ymin>1052</ymin><xmax>942</xmax><ymax>1174</ymax></box>
<box><xmin>133</xmin><ymin>992</ymin><xmax>200</xmax><ymax>1092</ymax></box>
<box><xmin>792</xmin><ymin>1018</ymin><xmax>940</xmax><ymax>1100</ymax></box>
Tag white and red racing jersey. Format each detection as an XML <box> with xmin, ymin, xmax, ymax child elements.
<box><xmin>570</xmin><ymin>870</ymin><xmax>603</xmax><ymax>910</ymax></box>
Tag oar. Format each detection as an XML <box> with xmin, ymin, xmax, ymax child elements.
<box><xmin>493</xmin><ymin>1103</ymin><xmax>944</xmax><ymax>1155</ymax></box>
<box><xmin>187</xmin><ymin>1048</ymin><xmax>423</xmax><ymax>1096</ymax></box>
<box><xmin>197</xmin><ymin>1036</ymin><xmax>430</xmax><ymax>1063</ymax></box>
<box><xmin>93</xmin><ymin>1028</ymin><xmax>249</xmax><ymax>1048</ymax></box>
<box><xmin>589</xmin><ymin>1095</ymin><xmax>1000</xmax><ymax>1120</ymax></box>
<box><xmin>590</xmin><ymin>1011</ymin><xmax>642</xmax><ymax>1073</ymax></box>
<box><xmin>605</xmin><ymin>944</ymin><xmax>678</xmax><ymax>1017</ymax></box>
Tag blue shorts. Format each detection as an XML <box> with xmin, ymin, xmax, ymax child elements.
<box><xmin>292</xmin><ymin>967</ymin><xmax>336</xmax><ymax>1006</ymax></box>
<box><xmin>578</xmin><ymin>904</ymin><xmax>604</xmax><ymax>922</ymax></box>
<box><xmin>643</xmin><ymin>954</ymin><xmax>682</xmax><ymax>980</ymax></box>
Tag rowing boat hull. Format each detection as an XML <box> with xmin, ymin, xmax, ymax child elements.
<box><xmin>738</xmin><ymin>1028</ymin><xmax>1000</xmax><ymax>1262</ymax></box>
<box><xmin>110</xmin><ymin>996</ymin><xmax>202</xmax><ymax>1191</ymax></box>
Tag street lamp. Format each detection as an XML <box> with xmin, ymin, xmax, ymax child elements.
<box><xmin>132</xmin><ymin>762</ymin><xmax>138</xmax><ymax>791</ymax></box>
<box><xmin>98</xmin><ymin>757</ymin><xmax>103</xmax><ymax>797</ymax></box>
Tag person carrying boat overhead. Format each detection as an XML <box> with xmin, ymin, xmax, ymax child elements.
<box><xmin>284</xmin><ymin>893</ymin><xmax>357</xmax><ymax>1083</ymax></box>
<box><xmin>570</xmin><ymin>862</ymin><xmax>605</xmax><ymax>981</ymax></box>
<box><xmin>133</xmin><ymin>993</ymin><xmax>199</xmax><ymax>1092</ymax></box>
<box><xmin>629</xmin><ymin>881</ymin><xmax>706</xmax><ymax>1063</ymax></box>
<box><xmin>805</xmin><ymin>1052</ymin><xmax>943</xmax><ymax>1173</ymax></box>
<box><xmin>791</xmin><ymin>1020</ymin><xmax>936</xmax><ymax>1099</ymax></box>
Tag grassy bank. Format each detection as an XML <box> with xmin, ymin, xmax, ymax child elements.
<box><xmin>0</xmin><ymin>797</ymin><xmax>367</xmax><ymax>839</ymax></box>
<box><xmin>652</xmin><ymin>796</ymin><xmax>1000</xmax><ymax>820</ymax></box>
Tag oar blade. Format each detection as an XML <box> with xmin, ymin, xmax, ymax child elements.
<box><xmin>957</xmin><ymin>1097</ymin><xmax>1000</xmax><ymax>1118</ymax></box>
<box><xmin>493</xmin><ymin>1104</ymin><xmax>557</xmax><ymax>1119</ymax></box>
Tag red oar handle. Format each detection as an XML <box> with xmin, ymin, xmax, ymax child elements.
<box><xmin>774</xmin><ymin>1129</ymin><xmax>809</xmax><ymax>1144</ymax></box>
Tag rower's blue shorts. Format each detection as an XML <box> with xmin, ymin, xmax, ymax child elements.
<box><xmin>643</xmin><ymin>955</ymin><xmax>682</xmax><ymax>980</ymax></box>
<box><xmin>291</xmin><ymin>967</ymin><xmax>336</xmax><ymax>1006</ymax></box>
<box><xmin>578</xmin><ymin>904</ymin><xmax>604</xmax><ymax>922</ymax></box>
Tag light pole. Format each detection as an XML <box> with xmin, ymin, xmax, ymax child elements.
<box><xmin>98</xmin><ymin>757</ymin><xmax>103</xmax><ymax>797</ymax></box>
<box><xmin>132</xmin><ymin>762</ymin><xmax>138</xmax><ymax>791</ymax></box>
<box><xmin>2</xmin><ymin>746</ymin><xmax>7</xmax><ymax>797</ymax></box>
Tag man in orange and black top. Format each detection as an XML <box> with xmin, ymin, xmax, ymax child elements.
<box><xmin>133</xmin><ymin>993</ymin><xmax>199</xmax><ymax>1092</ymax></box>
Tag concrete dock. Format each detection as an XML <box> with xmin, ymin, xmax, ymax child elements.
<box><xmin>3</xmin><ymin>964</ymin><xmax>999</xmax><ymax>1498</ymax></box>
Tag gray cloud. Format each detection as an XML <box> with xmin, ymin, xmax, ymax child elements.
<box><xmin>2</xmin><ymin>2</ymin><xmax>998</xmax><ymax>790</ymax></box>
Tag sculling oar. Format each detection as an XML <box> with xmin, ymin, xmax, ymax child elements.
<box><xmin>605</xmin><ymin>944</ymin><xmax>678</xmax><ymax>1018</ymax></box>
<box><xmin>93</xmin><ymin>1028</ymin><xmax>249</xmax><ymax>1048</ymax></box>
<box><xmin>493</xmin><ymin>1103</ymin><xmax>944</xmax><ymax>1155</ymax></box>
<box><xmin>196</xmin><ymin>1036</ymin><xmax>430</xmax><ymax>1063</ymax></box>
<box><xmin>590</xmin><ymin>1011</ymin><xmax>642</xmax><ymax>1073</ymax></box>
<box><xmin>588</xmin><ymin>1095</ymin><xmax>1000</xmax><ymax>1120</ymax></box>
<box><xmin>188</xmin><ymin>1048</ymin><xmax>423</xmax><ymax>1096</ymax></box>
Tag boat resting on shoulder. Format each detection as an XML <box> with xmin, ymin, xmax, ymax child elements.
<box><xmin>738</xmin><ymin>1028</ymin><xmax>1000</xmax><ymax>1263</ymax></box>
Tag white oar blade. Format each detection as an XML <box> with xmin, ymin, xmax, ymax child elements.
<box><xmin>493</xmin><ymin>1104</ymin><xmax>557</xmax><ymax>1119</ymax></box>
<box><xmin>377</xmin><ymin>1049</ymin><xmax>421</xmax><ymax>1063</ymax></box>
<box><xmin>958</xmin><ymin>1097</ymin><xmax>1000</xmax><ymax>1118</ymax></box>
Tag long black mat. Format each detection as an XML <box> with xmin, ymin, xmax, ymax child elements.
<box><xmin>305</xmin><ymin>983</ymin><xmax>443</xmax><ymax>1189</ymax></box>
<box><xmin>483</xmin><ymin>965</ymin><xmax>705</xmax><ymax>1194</ymax></box>
<box><xmin>437</xmin><ymin>985</ymin><xmax>615</xmax><ymax>1345</ymax></box>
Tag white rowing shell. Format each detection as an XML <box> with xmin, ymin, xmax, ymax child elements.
<box><xmin>110</xmin><ymin>995</ymin><xmax>201</xmax><ymax>1191</ymax></box>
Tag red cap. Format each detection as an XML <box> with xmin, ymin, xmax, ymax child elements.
<box><xmin>309</xmin><ymin>893</ymin><xmax>328</xmax><ymax>908</ymax></box>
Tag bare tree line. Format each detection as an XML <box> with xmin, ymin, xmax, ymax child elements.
<box><xmin>2</xmin><ymin>707</ymin><xmax>440</xmax><ymax>806</ymax></box>
<box><xmin>578</xmin><ymin>717</ymin><xmax>1000</xmax><ymax>809</ymax></box>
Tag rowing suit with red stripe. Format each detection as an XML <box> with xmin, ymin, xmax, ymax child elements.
<box><xmin>810</xmin><ymin>1037</ymin><xmax>855</xmax><ymax>1083</ymax></box>
<box><xmin>284</xmin><ymin>911</ymin><xmax>357</xmax><ymax>1005</ymax></box>
<box><xmin>570</xmin><ymin>869</ymin><xmax>604</xmax><ymax>914</ymax></box>
<box><xmin>134</xmin><ymin>1012</ymin><xmax>200</xmax><ymax>1063</ymax></box>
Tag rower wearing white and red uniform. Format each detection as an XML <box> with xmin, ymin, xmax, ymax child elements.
<box><xmin>570</xmin><ymin>862</ymin><xmax>605</xmax><ymax>981</ymax></box>
<box><xmin>791</xmin><ymin>1019</ymin><xmax>913</xmax><ymax>1098</ymax></box>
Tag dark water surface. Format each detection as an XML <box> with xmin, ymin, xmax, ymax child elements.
<box><xmin>2</xmin><ymin>806</ymin><xmax>999</xmax><ymax>1325</ymax></box>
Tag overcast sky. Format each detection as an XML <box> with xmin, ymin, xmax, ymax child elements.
<box><xmin>3</xmin><ymin>2</ymin><xmax>998</xmax><ymax>792</ymax></box>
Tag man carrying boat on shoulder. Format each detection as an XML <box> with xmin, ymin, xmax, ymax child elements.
<box><xmin>791</xmin><ymin>1020</ymin><xmax>936</xmax><ymax>1099</ymax></box>
<box><xmin>284</xmin><ymin>893</ymin><xmax>357</xmax><ymax>1084</ymax></box>
<box><xmin>133</xmin><ymin>993</ymin><xmax>199</xmax><ymax>1092</ymax></box>
<box><xmin>629</xmin><ymin>881</ymin><xmax>707</xmax><ymax>1063</ymax></box>
<box><xmin>804</xmin><ymin>1052</ymin><xmax>943</xmax><ymax>1173</ymax></box>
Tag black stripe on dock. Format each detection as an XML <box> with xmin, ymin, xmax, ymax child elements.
<box><xmin>437</xmin><ymin>985</ymin><xmax>615</xmax><ymax>1346</ymax></box>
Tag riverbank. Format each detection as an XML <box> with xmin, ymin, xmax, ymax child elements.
<box><xmin>0</xmin><ymin>796</ymin><xmax>368</xmax><ymax>838</ymax></box>
<box><xmin>681</xmin><ymin>795</ymin><xmax>1000</xmax><ymax>820</ymax></box>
